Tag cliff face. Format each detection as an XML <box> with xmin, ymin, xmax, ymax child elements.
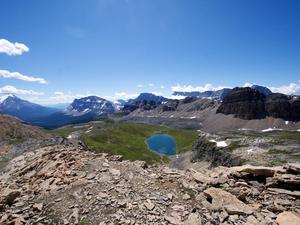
<box><xmin>265</xmin><ymin>93</ymin><xmax>300</xmax><ymax>121</ymax></box>
<box><xmin>217</xmin><ymin>88</ymin><xmax>300</xmax><ymax>121</ymax></box>
<box><xmin>216</xmin><ymin>87</ymin><xmax>266</xmax><ymax>120</ymax></box>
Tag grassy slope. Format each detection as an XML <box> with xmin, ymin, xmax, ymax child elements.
<box><xmin>80</xmin><ymin>122</ymin><xmax>198</xmax><ymax>164</ymax></box>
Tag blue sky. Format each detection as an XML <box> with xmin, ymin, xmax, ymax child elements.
<box><xmin>0</xmin><ymin>0</ymin><xmax>300</xmax><ymax>104</ymax></box>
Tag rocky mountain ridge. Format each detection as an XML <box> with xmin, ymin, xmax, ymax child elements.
<box><xmin>127</xmin><ymin>93</ymin><xmax>169</xmax><ymax>104</ymax></box>
<box><xmin>0</xmin><ymin>95</ymin><xmax>59</xmax><ymax>123</ymax></box>
<box><xmin>171</xmin><ymin>85</ymin><xmax>272</xmax><ymax>101</ymax></box>
<box><xmin>1</xmin><ymin>85</ymin><xmax>300</xmax><ymax>130</ymax></box>
<box><xmin>172</xmin><ymin>88</ymin><xmax>232</xmax><ymax>101</ymax></box>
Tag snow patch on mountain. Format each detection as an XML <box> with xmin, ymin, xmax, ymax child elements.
<box><xmin>64</xmin><ymin>96</ymin><xmax>116</xmax><ymax>117</ymax></box>
<box><xmin>0</xmin><ymin>94</ymin><xmax>15</xmax><ymax>104</ymax></box>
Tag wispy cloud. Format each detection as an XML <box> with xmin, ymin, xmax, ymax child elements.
<box><xmin>104</xmin><ymin>92</ymin><xmax>138</xmax><ymax>101</ymax></box>
<box><xmin>268</xmin><ymin>81</ymin><xmax>300</xmax><ymax>95</ymax></box>
<box><xmin>23</xmin><ymin>91</ymin><xmax>91</xmax><ymax>105</ymax></box>
<box><xmin>174</xmin><ymin>81</ymin><xmax>300</xmax><ymax>95</ymax></box>
<box><xmin>49</xmin><ymin>91</ymin><xmax>86</xmax><ymax>103</ymax></box>
<box><xmin>160</xmin><ymin>85</ymin><xmax>165</xmax><ymax>89</ymax></box>
<box><xmin>171</xmin><ymin>84</ymin><xmax>230</xmax><ymax>92</ymax></box>
<box><xmin>0</xmin><ymin>39</ymin><xmax>29</xmax><ymax>56</ymax></box>
<box><xmin>148</xmin><ymin>83</ymin><xmax>154</xmax><ymax>87</ymax></box>
<box><xmin>137</xmin><ymin>84</ymin><xmax>144</xmax><ymax>88</ymax></box>
<box><xmin>0</xmin><ymin>85</ymin><xmax>44</xmax><ymax>95</ymax></box>
<box><xmin>0</xmin><ymin>69</ymin><xmax>47</xmax><ymax>84</ymax></box>
<box><xmin>150</xmin><ymin>91</ymin><xmax>163</xmax><ymax>96</ymax></box>
<box><xmin>243</xmin><ymin>82</ymin><xmax>252</xmax><ymax>87</ymax></box>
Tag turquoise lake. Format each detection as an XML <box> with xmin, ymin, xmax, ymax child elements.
<box><xmin>146</xmin><ymin>134</ymin><xmax>176</xmax><ymax>156</ymax></box>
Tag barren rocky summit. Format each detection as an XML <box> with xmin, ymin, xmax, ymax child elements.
<box><xmin>0</xmin><ymin>144</ymin><xmax>299</xmax><ymax>225</ymax></box>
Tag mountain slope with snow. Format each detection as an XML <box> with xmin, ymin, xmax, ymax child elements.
<box><xmin>172</xmin><ymin>88</ymin><xmax>232</xmax><ymax>100</ymax></box>
<box><xmin>64</xmin><ymin>96</ymin><xmax>116</xmax><ymax>116</ymax></box>
<box><xmin>33</xmin><ymin>96</ymin><xmax>116</xmax><ymax>128</ymax></box>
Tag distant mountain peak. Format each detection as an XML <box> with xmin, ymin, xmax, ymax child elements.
<box><xmin>65</xmin><ymin>96</ymin><xmax>115</xmax><ymax>116</ymax></box>
<box><xmin>250</xmin><ymin>85</ymin><xmax>272</xmax><ymax>96</ymax></box>
<box><xmin>0</xmin><ymin>95</ymin><xmax>59</xmax><ymax>122</ymax></box>
<box><xmin>128</xmin><ymin>93</ymin><xmax>169</xmax><ymax>104</ymax></box>
<box><xmin>0</xmin><ymin>94</ymin><xmax>17</xmax><ymax>103</ymax></box>
<box><xmin>172</xmin><ymin>88</ymin><xmax>232</xmax><ymax>101</ymax></box>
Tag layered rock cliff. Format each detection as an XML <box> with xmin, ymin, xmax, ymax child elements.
<box><xmin>217</xmin><ymin>87</ymin><xmax>300</xmax><ymax>121</ymax></box>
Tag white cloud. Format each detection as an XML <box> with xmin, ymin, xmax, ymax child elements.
<box><xmin>268</xmin><ymin>81</ymin><xmax>300</xmax><ymax>95</ymax></box>
<box><xmin>0</xmin><ymin>69</ymin><xmax>47</xmax><ymax>84</ymax></box>
<box><xmin>243</xmin><ymin>81</ymin><xmax>300</xmax><ymax>95</ymax></box>
<box><xmin>148</xmin><ymin>83</ymin><xmax>154</xmax><ymax>87</ymax></box>
<box><xmin>50</xmin><ymin>91</ymin><xmax>86</xmax><ymax>103</ymax></box>
<box><xmin>243</xmin><ymin>82</ymin><xmax>252</xmax><ymax>87</ymax></box>
<box><xmin>0</xmin><ymin>85</ymin><xmax>44</xmax><ymax>95</ymax></box>
<box><xmin>160</xmin><ymin>85</ymin><xmax>165</xmax><ymax>89</ymax></box>
<box><xmin>168</xmin><ymin>95</ymin><xmax>186</xmax><ymax>100</ymax></box>
<box><xmin>0</xmin><ymin>39</ymin><xmax>29</xmax><ymax>56</ymax></box>
<box><xmin>54</xmin><ymin>91</ymin><xmax>64</xmax><ymax>95</ymax></box>
<box><xmin>171</xmin><ymin>83</ymin><xmax>230</xmax><ymax>92</ymax></box>
<box><xmin>137</xmin><ymin>84</ymin><xmax>143</xmax><ymax>88</ymax></box>
<box><xmin>22</xmin><ymin>91</ymin><xmax>91</xmax><ymax>105</ymax></box>
<box><xmin>150</xmin><ymin>91</ymin><xmax>163</xmax><ymax>96</ymax></box>
<box><xmin>104</xmin><ymin>92</ymin><xmax>138</xmax><ymax>101</ymax></box>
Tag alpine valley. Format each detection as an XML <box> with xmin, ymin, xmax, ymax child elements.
<box><xmin>1</xmin><ymin>85</ymin><xmax>300</xmax><ymax>225</ymax></box>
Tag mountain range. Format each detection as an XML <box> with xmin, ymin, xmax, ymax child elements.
<box><xmin>172</xmin><ymin>85</ymin><xmax>272</xmax><ymax>100</ymax></box>
<box><xmin>0</xmin><ymin>85</ymin><xmax>299</xmax><ymax>129</ymax></box>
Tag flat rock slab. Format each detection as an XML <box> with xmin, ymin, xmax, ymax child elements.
<box><xmin>204</xmin><ymin>187</ymin><xmax>253</xmax><ymax>215</ymax></box>
<box><xmin>192</xmin><ymin>171</ymin><xmax>211</xmax><ymax>183</ymax></box>
<box><xmin>232</xmin><ymin>165</ymin><xmax>286</xmax><ymax>177</ymax></box>
<box><xmin>276</xmin><ymin>211</ymin><xmax>300</xmax><ymax>225</ymax></box>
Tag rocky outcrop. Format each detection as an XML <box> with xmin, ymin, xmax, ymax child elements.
<box><xmin>276</xmin><ymin>211</ymin><xmax>300</xmax><ymax>225</ymax></box>
<box><xmin>265</xmin><ymin>93</ymin><xmax>300</xmax><ymax>121</ymax></box>
<box><xmin>0</xmin><ymin>145</ymin><xmax>299</xmax><ymax>224</ymax></box>
<box><xmin>161</xmin><ymin>100</ymin><xmax>179</xmax><ymax>112</ymax></box>
<box><xmin>191</xmin><ymin>136</ymin><xmax>241</xmax><ymax>168</ymax></box>
<box><xmin>217</xmin><ymin>87</ymin><xmax>300</xmax><ymax>121</ymax></box>
<box><xmin>123</xmin><ymin>100</ymin><xmax>162</xmax><ymax>113</ymax></box>
<box><xmin>217</xmin><ymin>87</ymin><xmax>267</xmax><ymax>120</ymax></box>
<box><xmin>203</xmin><ymin>187</ymin><xmax>253</xmax><ymax>215</ymax></box>
<box><xmin>123</xmin><ymin>93</ymin><xmax>169</xmax><ymax>113</ymax></box>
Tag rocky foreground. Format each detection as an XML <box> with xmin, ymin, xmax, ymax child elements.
<box><xmin>0</xmin><ymin>145</ymin><xmax>300</xmax><ymax>225</ymax></box>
